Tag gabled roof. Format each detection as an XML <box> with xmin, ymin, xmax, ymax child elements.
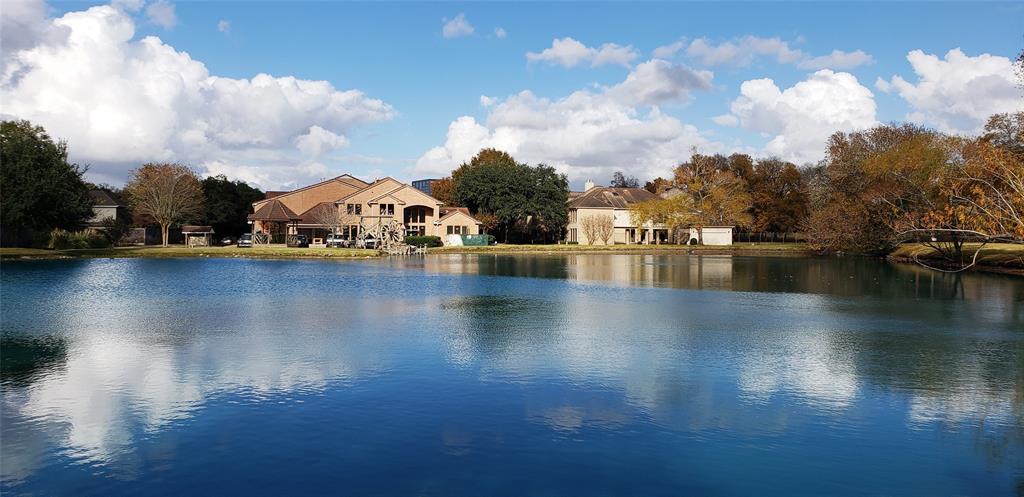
<box><xmin>89</xmin><ymin>189</ymin><xmax>120</xmax><ymax>207</ymax></box>
<box><xmin>367</xmin><ymin>191</ymin><xmax>407</xmax><ymax>206</ymax></box>
<box><xmin>439</xmin><ymin>207</ymin><xmax>482</xmax><ymax>224</ymax></box>
<box><xmin>248</xmin><ymin>199</ymin><xmax>301</xmax><ymax>221</ymax></box>
<box><xmin>336</xmin><ymin>177</ymin><xmax>441</xmax><ymax>206</ymax></box>
<box><xmin>296</xmin><ymin>202</ymin><xmax>337</xmax><ymax>224</ymax></box>
<box><xmin>253</xmin><ymin>174</ymin><xmax>368</xmax><ymax>207</ymax></box>
<box><xmin>181</xmin><ymin>225</ymin><xmax>215</xmax><ymax>233</ymax></box>
<box><xmin>568</xmin><ymin>186</ymin><xmax>657</xmax><ymax>209</ymax></box>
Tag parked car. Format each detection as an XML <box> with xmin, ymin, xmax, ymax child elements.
<box><xmin>356</xmin><ymin>236</ymin><xmax>376</xmax><ymax>249</ymax></box>
<box><xmin>326</xmin><ymin>233</ymin><xmax>349</xmax><ymax>248</ymax></box>
<box><xmin>237</xmin><ymin>233</ymin><xmax>252</xmax><ymax>248</ymax></box>
<box><xmin>220</xmin><ymin>237</ymin><xmax>234</xmax><ymax>246</ymax></box>
<box><xmin>287</xmin><ymin>234</ymin><xmax>309</xmax><ymax>248</ymax></box>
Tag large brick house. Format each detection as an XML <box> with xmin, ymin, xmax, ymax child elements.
<box><xmin>248</xmin><ymin>175</ymin><xmax>481</xmax><ymax>243</ymax></box>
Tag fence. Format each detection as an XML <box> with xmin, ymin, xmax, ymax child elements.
<box><xmin>732</xmin><ymin>232</ymin><xmax>806</xmax><ymax>243</ymax></box>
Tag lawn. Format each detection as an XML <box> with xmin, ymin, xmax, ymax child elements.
<box><xmin>0</xmin><ymin>245</ymin><xmax>378</xmax><ymax>260</ymax></box>
<box><xmin>889</xmin><ymin>243</ymin><xmax>1024</xmax><ymax>271</ymax></box>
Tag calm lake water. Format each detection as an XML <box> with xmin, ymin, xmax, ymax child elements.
<box><xmin>1</xmin><ymin>254</ymin><xmax>1022</xmax><ymax>496</ymax></box>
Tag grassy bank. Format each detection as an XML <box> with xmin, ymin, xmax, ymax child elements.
<box><xmin>432</xmin><ymin>242</ymin><xmax>812</xmax><ymax>255</ymax></box>
<box><xmin>889</xmin><ymin>243</ymin><xmax>1024</xmax><ymax>273</ymax></box>
<box><xmin>0</xmin><ymin>245</ymin><xmax>378</xmax><ymax>260</ymax></box>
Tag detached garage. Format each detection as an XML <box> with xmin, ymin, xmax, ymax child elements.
<box><xmin>688</xmin><ymin>226</ymin><xmax>734</xmax><ymax>246</ymax></box>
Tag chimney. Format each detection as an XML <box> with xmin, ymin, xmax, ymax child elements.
<box><xmin>584</xmin><ymin>179</ymin><xmax>595</xmax><ymax>191</ymax></box>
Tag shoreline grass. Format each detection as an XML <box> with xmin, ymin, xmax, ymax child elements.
<box><xmin>0</xmin><ymin>245</ymin><xmax>379</xmax><ymax>260</ymax></box>
<box><xmin>888</xmin><ymin>243</ymin><xmax>1024</xmax><ymax>274</ymax></box>
<box><xmin>432</xmin><ymin>242</ymin><xmax>811</xmax><ymax>255</ymax></box>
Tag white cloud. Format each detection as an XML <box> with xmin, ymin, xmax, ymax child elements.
<box><xmin>217</xmin><ymin>19</ymin><xmax>230</xmax><ymax>33</ymax></box>
<box><xmin>876</xmin><ymin>48</ymin><xmax>1023</xmax><ymax>134</ymax></box>
<box><xmin>1</xmin><ymin>5</ymin><xmax>394</xmax><ymax>189</ymax></box>
<box><xmin>724</xmin><ymin>69</ymin><xmax>877</xmax><ymax>163</ymax></box>
<box><xmin>527</xmin><ymin>37</ymin><xmax>639</xmax><ymax>68</ymax></box>
<box><xmin>294</xmin><ymin>125</ymin><xmax>349</xmax><ymax>158</ymax></box>
<box><xmin>712</xmin><ymin>114</ymin><xmax>738</xmax><ymax>127</ymax></box>
<box><xmin>441</xmin><ymin>13</ymin><xmax>473</xmax><ymax>39</ymax></box>
<box><xmin>605</xmin><ymin>59</ymin><xmax>713</xmax><ymax>106</ymax></box>
<box><xmin>683</xmin><ymin>36</ymin><xmax>873</xmax><ymax>70</ymax></box>
<box><xmin>797</xmin><ymin>49</ymin><xmax>874</xmax><ymax>70</ymax></box>
<box><xmin>652</xmin><ymin>39</ymin><xmax>686</xmax><ymax>59</ymax></box>
<box><xmin>144</xmin><ymin>0</ymin><xmax>176</xmax><ymax>30</ymax></box>
<box><xmin>687</xmin><ymin>36</ymin><xmax>803</xmax><ymax>66</ymax></box>
<box><xmin>415</xmin><ymin>61</ymin><xmax>718</xmax><ymax>182</ymax></box>
<box><xmin>480</xmin><ymin>95</ymin><xmax>496</xmax><ymax>107</ymax></box>
<box><xmin>494</xmin><ymin>27</ymin><xmax>507</xmax><ymax>39</ymax></box>
<box><xmin>0</xmin><ymin>0</ymin><xmax>69</xmax><ymax>81</ymax></box>
<box><xmin>111</xmin><ymin>0</ymin><xmax>144</xmax><ymax>12</ymax></box>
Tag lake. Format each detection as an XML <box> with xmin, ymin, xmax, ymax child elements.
<box><xmin>1</xmin><ymin>254</ymin><xmax>1022</xmax><ymax>496</ymax></box>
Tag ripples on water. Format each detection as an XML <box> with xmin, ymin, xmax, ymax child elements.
<box><xmin>1</xmin><ymin>255</ymin><xmax>1022</xmax><ymax>496</ymax></box>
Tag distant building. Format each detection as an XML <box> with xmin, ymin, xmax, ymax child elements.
<box><xmin>565</xmin><ymin>181</ymin><xmax>668</xmax><ymax>244</ymax></box>
<box><xmin>86</xmin><ymin>190</ymin><xmax>124</xmax><ymax>227</ymax></box>
<box><xmin>248</xmin><ymin>175</ymin><xmax>480</xmax><ymax>245</ymax></box>
<box><xmin>411</xmin><ymin>178</ymin><xmax>440</xmax><ymax>196</ymax></box>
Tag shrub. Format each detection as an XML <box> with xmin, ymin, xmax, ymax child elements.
<box><xmin>48</xmin><ymin>229</ymin><xmax>112</xmax><ymax>250</ymax></box>
<box><xmin>405</xmin><ymin>235</ymin><xmax>443</xmax><ymax>247</ymax></box>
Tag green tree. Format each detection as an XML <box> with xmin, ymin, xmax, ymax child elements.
<box><xmin>0</xmin><ymin>120</ymin><xmax>93</xmax><ymax>246</ymax></box>
<box><xmin>748</xmin><ymin>158</ymin><xmax>808</xmax><ymax>232</ymax></box>
<box><xmin>452</xmin><ymin>149</ymin><xmax>568</xmax><ymax>243</ymax></box>
<box><xmin>201</xmin><ymin>175</ymin><xmax>264</xmax><ymax>237</ymax></box>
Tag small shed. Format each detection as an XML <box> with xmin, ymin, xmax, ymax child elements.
<box><xmin>182</xmin><ymin>225</ymin><xmax>215</xmax><ymax>247</ymax></box>
<box><xmin>688</xmin><ymin>226</ymin><xmax>734</xmax><ymax>246</ymax></box>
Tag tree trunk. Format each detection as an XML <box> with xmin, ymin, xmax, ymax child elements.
<box><xmin>697</xmin><ymin>226</ymin><xmax>704</xmax><ymax>245</ymax></box>
<box><xmin>161</xmin><ymin>223</ymin><xmax>169</xmax><ymax>247</ymax></box>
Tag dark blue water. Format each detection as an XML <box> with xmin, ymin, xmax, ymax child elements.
<box><xmin>1</xmin><ymin>255</ymin><xmax>1022</xmax><ymax>496</ymax></box>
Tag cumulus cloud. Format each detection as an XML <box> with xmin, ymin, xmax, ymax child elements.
<box><xmin>876</xmin><ymin>48</ymin><xmax>1023</xmax><ymax>134</ymax></box>
<box><xmin>442</xmin><ymin>13</ymin><xmax>473</xmax><ymax>38</ymax></box>
<box><xmin>723</xmin><ymin>69</ymin><xmax>877</xmax><ymax>163</ymax></box>
<box><xmin>144</xmin><ymin>0</ymin><xmax>176</xmax><ymax>30</ymax></box>
<box><xmin>415</xmin><ymin>60</ymin><xmax>718</xmax><ymax>182</ymax></box>
<box><xmin>652</xmin><ymin>39</ymin><xmax>686</xmax><ymax>59</ymax></box>
<box><xmin>682</xmin><ymin>36</ymin><xmax>873</xmax><ymax>70</ymax></box>
<box><xmin>0</xmin><ymin>0</ymin><xmax>69</xmax><ymax>81</ymax></box>
<box><xmin>527</xmin><ymin>37</ymin><xmax>639</xmax><ymax>68</ymax></box>
<box><xmin>494</xmin><ymin>27</ymin><xmax>507</xmax><ymax>39</ymax></box>
<box><xmin>294</xmin><ymin>125</ymin><xmax>349</xmax><ymax>158</ymax></box>
<box><xmin>217</xmin><ymin>19</ymin><xmax>230</xmax><ymax>33</ymax></box>
<box><xmin>1</xmin><ymin>4</ymin><xmax>394</xmax><ymax>189</ymax></box>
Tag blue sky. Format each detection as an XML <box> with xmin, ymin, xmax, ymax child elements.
<box><xmin>5</xmin><ymin>1</ymin><xmax>1022</xmax><ymax>189</ymax></box>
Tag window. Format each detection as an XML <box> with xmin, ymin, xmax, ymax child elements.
<box><xmin>346</xmin><ymin>204</ymin><xmax>362</xmax><ymax>215</ymax></box>
<box><xmin>447</xmin><ymin>225</ymin><xmax>467</xmax><ymax>235</ymax></box>
<box><xmin>570</xmin><ymin>228</ymin><xmax>577</xmax><ymax>242</ymax></box>
<box><xmin>379</xmin><ymin>203</ymin><xmax>394</xmax><ymax>216</ymax></box>
<box><xmin>406</xmin><ymin>207</ymin><xmax>425</xmax><ymax>224</ymax></box>
<box><xmin>569</xmin><ymin>209</ymin><xmax>577</xmax><ymax>223</ymax></box>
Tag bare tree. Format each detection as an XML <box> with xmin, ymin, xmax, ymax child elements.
<box><xmin>125</xmin><ymin>163</ymin><xmax>203</xmax><ymax>246</ymax></box>
<box><xmin>595</xmin><ymin>214</ymin><xmax>615</xmax><ymax>244</ymax></box>
<box><xmin>310</xmin><ymin>203</ymin><xmax>356</xmax><ymax>236</ymax></box>
<box><xmin>579</xmin><ymin>215</ymin><xmax>600</xmax><ymax>245</ymax></box>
